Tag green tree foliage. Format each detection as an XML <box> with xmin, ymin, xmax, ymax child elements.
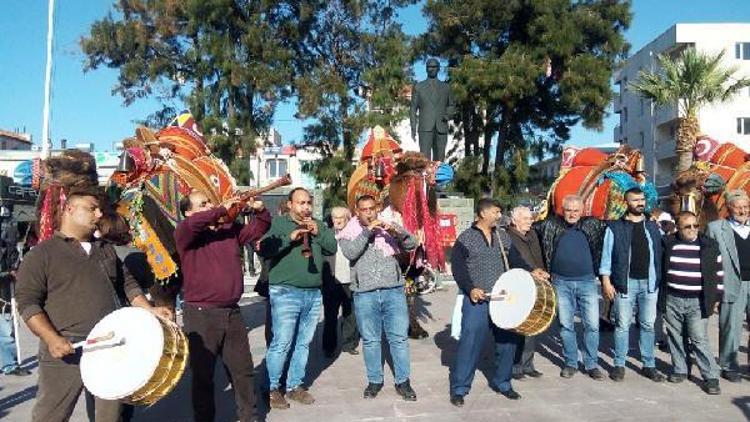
<box><xmin>420</xmin><ymin>0</ymin><xmax>631</xmax><ymax>201</ymax></box>
<box><xmin>630</xmin><ymin>47</ymin><xmax>750</xmax><ymax>172</ymax></box>
<box><xmin>80</xmin><ymin>0</ymin><xmax>298</xmax><ymax>184</ymax></box>
<box><xmin>292</xmin><ymin>0</ymin><xmax>417</xmax><ymax>207</ymax></box>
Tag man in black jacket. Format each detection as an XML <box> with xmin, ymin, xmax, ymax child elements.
<box><xmin>535</xmin><ymin>195</ymin><xmax>606</xmax><ymax>380</ymax></box>
<box><xmin>660</xmin><ymin>211</ymin><xmax>723</xmax><ymax>394</ymax></box>
<box><xmin>508</xmin><ymin>206</ymin><xmax>546</xmax><ymax>379</ymax></box>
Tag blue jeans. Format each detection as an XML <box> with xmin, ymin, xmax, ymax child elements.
<box><xmin>353</xmin><ymin>286</ymin><xmax>410</xmax><ymax>384</ymax></box>
<box><xmin>664</xmin><ymin>294</ymin><xmax>719</xmax><ymax>380</ymax></box>
<box><xmin>552</xmin><ymin>277</ymin><xmax>600</xmax><ymax>370</ymax></box>
<box><xmin>266</xmin><ymin>285</ymin><xmax>322</xmax><ymax>391</ymax></box>
<box><xmin>0</xmin><ymin>306</ymin><xmax>19</xmax><ymax>373</ymax></box>
<box><xmin>613</xmin><ymin>278</ymin><xmax>658</xmax><ymax>368</ymax></box>
<box><xmin>450</xmin><ymin>295</ymin><xmax>517</xmax><ymax>396</ymax></box>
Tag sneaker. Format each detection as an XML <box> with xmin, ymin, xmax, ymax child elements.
<box><xmin>4</xmin><ymin>367</ymin><xmax>31</xmax><ymax>376</ymax></box>
<box><xmin>343</xmin><ymin>348</ymin><xmax>360</xmax><ymax>355</ymax></box>
<box><xmin>512</xmin><ymin>373</ymin><xmax>525</xmax><ymax>380</ymax></box>
<box><xmin>395</xmin><ymin>379</ymin><xmax>417</xmax><ymax>401</ymax></box>
<box><xmin>287</xmin><ymin>387</ymin><xmax>315</xmax><ymax>405</ymax></box>
<box><xmin>610</xmin><ymin>367</ymin><xmax>625</xmax><ymax>382</ymax></box>
<box><xmin>668</xmin><ymin>373</ymin><xmax>687</xmax><ymax>383</ymax></box>
<box><xmin>586</xmin><ymin>368</ymin><xmax>605</xmax><ymax>381</ymax></box>
<box><xmin>704</xmin><ymin>378</ymin><xmax>721</xmax><ymax>395</ymax></box>
<box><xmin>560</xmin><ymin>366</ymin><xmax>577</xmax><ymax>378</ymax></box>
<box><xmin>268</xmin><ymin>389</ymin><xmax>290</xmax><ymax>409</ymax></box>
<box><xmin>721</xmin><ymin>370</ymin><xmax>741</xmax><ymax>383</ymax></box>
<box><xmin>363</xmin><ymin>383</ymin><xmax>383</xmax><ymax>399</ymax></box>
<box><xmin>449</xmin><ymin>394</ymin><xmax>464</xmax><ymax>407</ymax></box>
<box><xmin>642</xmin><ymin>367</ymin><xmax>665</xmax><ymax>383</ymax></box>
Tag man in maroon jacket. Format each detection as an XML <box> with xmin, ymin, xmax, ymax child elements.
<box><xmin>175</xmin><ymin>190</ymin><xmax>271</xmax><ymax>422</ymax></box>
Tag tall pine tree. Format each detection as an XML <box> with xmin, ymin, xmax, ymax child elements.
<box><xmin>81</xmin><ymin>0</ymin><xmax>299</xmax><ymax>184</ymax></box>
<box><xmin>421</xmin><ymin>0</ymin><xmax>631</xmax><ymax>200</ymax></box>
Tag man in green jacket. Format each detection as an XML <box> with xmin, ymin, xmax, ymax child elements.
<box><xmin>259</xmin><ymin>188</ymin><xmax>337</xmax><ymax>410</ymax></box>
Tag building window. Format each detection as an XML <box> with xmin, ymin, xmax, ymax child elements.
<box><xmin>640</xmin><ymin>99</ymin><xmax>645</xmax><ymax>116</ymax></box>
<box><xmin>639</xmin><ymin>132</ymin><xmax>645</xmax><ymax>147</ymax></box>
<box><xmin>738</xmin><ymin>118</ymin><xmax>750</xmax><ymax>135</ymax></box>
<box><xmin>0</xmin><ymin>140</ymin><xmax>6</xmax><ymax>149</ymax></box>
<box><xmin>623</xmin><ymin>107</ymin><xmax>628</xmax><ymax>123</ymax></box>
<box><xmin>266</xmin><ymin>159</ymin><xmax>287</xmax><ymax>179</ymax></box>
<box><xmin>737</xmin><ymin>43</ymin><xmax>750</xmax><ymax>60</ymax></box>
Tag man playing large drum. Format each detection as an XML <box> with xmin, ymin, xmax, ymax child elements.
<box><xmin>175</xmin><ymin>189</ymin><xmax>271</xmax><ymax>422</ymax></box>
<box><xmin>449</xmin><ymin>199</ymin><xmax>548</xmax><ymax>407</ymax></box>
<box><xmin>15</xmin><ymin>187</ymin><xmax>172</xmax><ymax>422</ymax></box>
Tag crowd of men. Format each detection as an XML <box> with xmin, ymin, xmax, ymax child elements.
<box><xmin>4</xmin><ymin>184</ymin><xmax>749</xmax><ymax>421</ymax></box>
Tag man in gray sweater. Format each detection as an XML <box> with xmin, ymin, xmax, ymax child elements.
<box><xmin>339</xmin><ymin>195</ymin><xmax>418</xmax><ymax>401</ymax></box>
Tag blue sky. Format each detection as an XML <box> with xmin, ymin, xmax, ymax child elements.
<box><xmin>1</xmin><ymin>1</ymin><xmax>749</xmax><ymax>152</ymax></box>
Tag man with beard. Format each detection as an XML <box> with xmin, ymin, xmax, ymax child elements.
<box><xmin>449</xmin><ymin>199</ymin><xmax>548</xmax><ymax>407</ymax></box>
<box><xmin>15</xmin><ymin>187</ymin><xmax>172</xmax><ymax>422</ymax></box>
<box><xmin>536</xmin><ymin>195</ymin><xmax>606</xmax><ymax>380</ymax></box>
<box><xmin>259</xmin><ymin>188</ymin><xmax>337</xmax><ymax>409</ymax></box>
<box><xmin>600</xmin><ymin>187</ymin><xmax>664</xmax><ymax>382</ymax></box>
<box><xmin>707</xmin><ymin>190</ymin><xmax>750</xmax><ymax>383</ymax></box>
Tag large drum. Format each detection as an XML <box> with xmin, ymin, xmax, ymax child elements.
<box><xmin>80</xmin><ymin>307</ymin><xmax>188</xmax><ymax>406</ymax></box>
<box><xmin>489</xmin><ymin>269</ymin><xmax>556</xmax><ymax>336</ymax></box>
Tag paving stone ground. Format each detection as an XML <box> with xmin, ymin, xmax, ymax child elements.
<box><xmin>1</xmin><ymin>282</ymin><xmax>749</xmax><ymax>421</ymax></box>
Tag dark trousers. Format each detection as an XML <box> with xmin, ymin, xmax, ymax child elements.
<box><xmin>418</xmin><ymin>131</ymin><xmax>448</xmax><ymax>161</ymax></box>
<box><xmin>183</xmin><ymin>305</ymin><xmax>256</xmax><ymax>422</ymax></box>
<box><xmin>450</xmin><ymin>296</ymin><xmax>517</xmax><ymax>396</ymax></box>
<box><xmin>322</xmin><ymin>283</ymin><xmax>360</xmax><ymax>353</ymax></box>
<box><xmin>512</xmin><ymin>334</ymin><xmax>537</xmax><ymax>375</ymax></box>
<box><xmin>32</xmin><ymin>344</ymin><xmax>121</xmax><ymax>422</ymax></box>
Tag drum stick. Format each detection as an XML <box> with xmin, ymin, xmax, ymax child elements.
<box><xmin>73</xmin><ymin>332</ymin><xmax>115</xmax><ymax>349</ymax></box>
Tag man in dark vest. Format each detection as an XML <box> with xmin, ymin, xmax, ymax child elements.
<box><xmin>707</xmin><ymin>189</ymin><xmax>750</xmax><ymax>383</ymax></box>
<box><xmin>600</xmin><ymin>187</ymin><xmax>664</xmax><ymax>383</ymax></box>
<box><xmin>507</xmin><ymin>205</ymin><xmax>546</xmax><ymax>379</ymax></box>
<box><xmin>409</xmin><ymin>58</ymin><xmax>456</xmax><ymax>161</ymax></box>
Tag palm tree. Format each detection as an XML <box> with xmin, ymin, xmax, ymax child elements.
<box><xmin>630</xmin><ymin>47</ymin><xmax>750</xmax><ymax>172</ymax></box>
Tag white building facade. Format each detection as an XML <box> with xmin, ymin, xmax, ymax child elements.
<box><xmin>614</xmin><ymin>23</ymin><xmax>750</xmax><ymax>192</ymax></box>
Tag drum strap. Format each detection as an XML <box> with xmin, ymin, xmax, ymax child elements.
<box><xmin>495</xmin><ymin>231</ymin><xmax>510</xmax><ymax>272</ymax></box>
<box><xmin>94</xmin><ymin>245</ymin><xmax>124</xmax><ymax>310</ymax></box>
<box><xmin>499</xmin><ymin>241</ymin><xmax>510</xmax><ymax>272</ymax></box>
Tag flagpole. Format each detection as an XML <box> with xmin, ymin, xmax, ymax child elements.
<box><xmin>41</xmin><ymin>0</ymin><xmax>55</xmax><ymax>159</ymax></box>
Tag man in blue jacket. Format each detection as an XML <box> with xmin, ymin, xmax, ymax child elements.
<box><xmin>600</xmin><ymin>187</ymin><xmax>664</xmax><ymax>382</ymax></box>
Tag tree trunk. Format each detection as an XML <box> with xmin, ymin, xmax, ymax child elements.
<box><xmin>676</xmin><ymin>116</ymin><xmax>700</xmax><ymax>173</ymax></box>
<box><xmin>481</xmin><ymin>122</ymin><xmax>495</xmax><ymax>175</ymax></box>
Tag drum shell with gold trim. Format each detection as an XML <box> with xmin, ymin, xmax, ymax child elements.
<box><xmin>488</xmin><ymin>269</ymin><xmax>556</xmax><ymax>336</ymax></box>
<box><xmin>80</xmin><ymin>307</ymin><xmax>189</xmax><ymax>406</ymax></box>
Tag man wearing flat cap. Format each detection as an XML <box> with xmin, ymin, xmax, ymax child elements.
<box><xmin>707</xmin><ymin>189</ymin><xmax>750</xmax><ymax>382</ymax></box>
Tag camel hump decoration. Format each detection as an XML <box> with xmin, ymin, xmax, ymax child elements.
<box><xmin>347</xmin><ymin>126</ymin><xmax>449</xmax><ymax>271</ymax></box>
<box><xmin>545</xmin><ymin>144</ymin><xmax>658</xmax><ymax>221</ymax></box>
<box><xmin>109</xmin><ymin>111</ymin><xmax>238</xmax><ymax>283</ymax></box>
<box><xmin>670</xmin><ymin>135</ymin><xmax>750</xmax><ymax>224</ymax></box>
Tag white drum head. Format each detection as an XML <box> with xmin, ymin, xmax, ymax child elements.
<box><xmin>489</xmin><ymin>269</ymin><xmax>536</xmax><ymax>329</ymax></box>
<box><xmin>80</xmin><ymin>307</ymin><xmax>165</xmax><ymax>400</ymax></box>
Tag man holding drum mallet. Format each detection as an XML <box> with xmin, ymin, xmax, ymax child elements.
<box><xmin>15</xmin><ymin>186</ymin><xmax>173</xmax><ymax>422</ymax></box>
<box><xmin>449</xmin><ymin>198</ymin><xmax>549</xmax><ymax>407</ymax></box>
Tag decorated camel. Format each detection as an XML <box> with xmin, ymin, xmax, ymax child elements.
<box><xmin>543</xmin><ymin>144</ymin><xmax>658</xmax><ymax>220</ymax></box>
<box><xmin>347</xmin><ymin>126</ymin><xmax>453</xmax><ymax>339</ymax></box>
<box><xmin>669</xmin><ymin>136</ymin><xmax>750</xmax><ymax>225</ymax></box>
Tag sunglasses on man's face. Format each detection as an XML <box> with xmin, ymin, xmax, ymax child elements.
<box><xmin>680</xmin><ymin>224</ymin><xmax>699</xmax><ymax>230</ymax></box>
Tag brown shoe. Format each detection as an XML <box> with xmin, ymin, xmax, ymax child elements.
<box><xmin>269</xmin><ymin>389</ymin><xmax>290</xmax><ymax>409</ymax></box>
<box><xmin>287</xmin><ymin>387</ymin><xmax>315</xmax><ymax>405</ymax></box>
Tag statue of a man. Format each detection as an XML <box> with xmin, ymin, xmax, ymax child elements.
<box><xmin>410</xmin><ymin>58</ymin><xmax>456</xmax><ymax>161</ymax></box>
